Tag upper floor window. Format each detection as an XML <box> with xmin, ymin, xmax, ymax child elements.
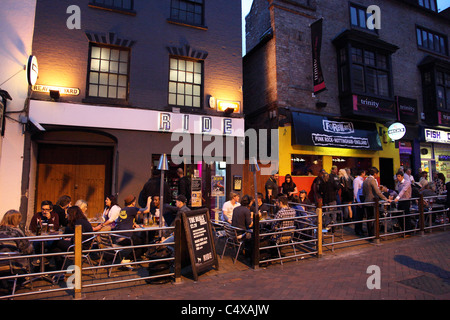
<box><xmin>168</xmin><ymin>57</ymin><xmax>203</xmax><ymax>108</ymax></box>
<box><xmin>416</xmin><ymin>26</ymin><xmax>448</xmax><ymax>56</ymax></box>
<box><xmin>91</xmin><ymin>0</ymin><xmax>133</xmax><ymax>10</ymax></box>
<box><xmin>436</xmin><ymin>71</ymin><xmax>450</xmax><ymax>110</ymax></box>
<box><xmin>349</xmin><ymin>3</ymin><xmax>377</xmax><ymax>32</ymax></box>
<box><xmin>170</xmin><ymin>0</ymin><xmax>204</xmax><ymax>26</ymax></box>
<box><xmin>87</xmin><ymin>44</ymin><xmax>130</xmax><ymax>101</ymax></box>
<box><xmin>338</xmin><ymin>45</ymin><xmax>392</xmax><ymax>97</ymax></box>
<box><xmin>418</xmin><ymin>0</ymin><xmax>437</xmax><ymax>12</ymax></box>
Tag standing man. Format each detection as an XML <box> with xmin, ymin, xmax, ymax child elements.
<box><xmin>362</xmin><ymin>167</ymin><xmax>389</xmax><ymax>238</ymax></box>
<box><xmin>329</xmin><ymin>165</ymin><xmax>341</xmax><ymax>205</ymax></box>
<box><xmin>177</xmin><ymin>168</ymin><xmax>191</xmax><ymax>205</ymax></box>
<box><xmin>311</xmin><ymin>169</ymin><xmax>326</xmax><ymax>205</ymax></box>
<box><xmin>394</xmin><ymin>171</ymin><xmax>413</xmax><ymax>232</ymax></box>
<box><xmin>265</xmin><ymin>171</ymin><xmax>279</xmax><ymax>203</ymax></box>
<box><xmin>353</xmin><ymin>169</ymin><xmax>366</xmax><ymax>236</ymax></box>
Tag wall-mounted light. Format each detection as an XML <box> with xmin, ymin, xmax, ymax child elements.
<box><xmin>49</xmin><ymin>90</ymin><xmax>60</xmax><ymax>101</ymax></box>
<box><xmin>208</xmin><ymin>95</ymin><xmax>216</xmax><ymax>109</ymax></box>
<box><xmin>316</xmin><ymin>101</ymin><xmax>327</xmax><ymax>108</ymax></box>
<box><xmin>217</xmin><ymin>100</ymin><xmax>240</xmax><ymax>113</ymax></box>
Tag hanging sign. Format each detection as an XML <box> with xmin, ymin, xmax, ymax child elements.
<box><xmin>387</xmin><ymin>122</ymin><xmax>406</xmax><ymax>141</ymax></box>
<box><xmin>27</xmin><ymin>55</ymin><xmax>39</xmax><ymax>86</ymax></box>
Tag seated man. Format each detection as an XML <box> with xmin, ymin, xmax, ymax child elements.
<box><xmin>231</xmin><ymin>195</ymin><xmax>255</xmax><ymax>258</ymax></box>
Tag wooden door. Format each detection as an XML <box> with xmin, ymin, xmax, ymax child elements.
<box><xmin>36</xmin><ymin>144</ymin><xmax>113</xmax><ymax>219</ymax></box>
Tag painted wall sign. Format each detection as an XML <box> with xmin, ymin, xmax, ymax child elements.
<box><xmin>424</xmin><ymin>128</ymin><xmax>450</xmax><ymax>144</ymax></box>
<box><xmin>291</xmin><ymin>112</ymin><xmax>382</xmax><ymax>150</ymax></box>
<box><xmin>387</xmin><ymin>122</ymin><xmax>406</xmax><ymax>141</ymax></box>
<box><xmin>396</xmin><ymin>96</ymin><xmax>418</xmax><ymax>124</ymax></box>
<box><xmin>29</xmin><ymin>100</ymin><xmax>245</xmax><ymax>137</ymax></box>
<box><xmin>32</xmin><ymin>85</ymin><xmax>80</xmax><ymax>96</ymax></box>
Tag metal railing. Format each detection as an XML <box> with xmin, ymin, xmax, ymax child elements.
<box><xmin>0</xmin><ymin>220</ymin><xmax>181</xmax><ymax>300</ymax></box>
<box><xmin>248</xmin><ymin>194</ymin><xmax>449</xmax><ymax>267</ymax></box>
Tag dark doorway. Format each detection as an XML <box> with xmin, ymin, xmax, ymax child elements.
<box><xmin>379</xmin><ymin>157</ymin><xmax>394</xmax><ymax>190</ymax></box>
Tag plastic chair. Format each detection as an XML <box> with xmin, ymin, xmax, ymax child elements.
<box><xmin>96</xmin><ymin>233</ymin><xmax>137</xmax><ymax>277</ymax></box>
<box><xmin>0</xmin><ymin>251</ymin><xmax>32</xmax><ymax>297</ymax></box>
<box><xmin>58</xmin><ymin>235</ymin><xmax>97</xmax><ymax>281</ymax></box>
<box><xmin>220</xmin><ymin>224</ymin><xmax>247</xmax><ymax>264</ymax></box>
<box><xmin>273</xmin><ymin>226</ymin><xmax>298</xmax><ymax>265</ymax></box>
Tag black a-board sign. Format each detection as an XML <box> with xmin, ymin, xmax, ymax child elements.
<box><xmin>181</xmin><ymin>208</ymin><xmax>219</xmax><ymax>281</ymax></box>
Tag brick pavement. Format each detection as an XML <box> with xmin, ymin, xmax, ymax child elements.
<box><xmin>10</xmin><ymin>230</ymin><xmax>450</xmax><ymax>302</ymax></box>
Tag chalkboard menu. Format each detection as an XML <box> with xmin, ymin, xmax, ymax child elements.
<box><xmin>181</xmin><ymin>208</ymin><xmax>219</xmax><ymax>281</ymax></box>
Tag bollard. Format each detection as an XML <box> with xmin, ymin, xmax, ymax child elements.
<box><xmin>419</xmin><ymin>194</ymin><xmax>425</xmax><ymax>236</ymax></box>
<box><xmin>374</xmin><ymin>198</ymin><xmax>380</xmax><ymax>244</ymax></box>
<box><xmin>316</xmin><ymin>199</ymin><xmax>323</xmax><ymax>258</ymax></box>
<box><xmin>74</xmin><ymin>225</ymin><xmax>83</xmax><ymax>300</ymax></box>
<box><xmin>252</xmin><ymin>213</ymin><xmax>260</xmax><ymax>269</ymax></box>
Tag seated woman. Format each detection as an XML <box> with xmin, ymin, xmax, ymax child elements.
<box><xmin>0</xmin><ymin>210</ymin><xmax>34</xmax><ymax>271</ymax></box>
<box><xmin>93</xmin><ymin>195</ymin><xmax>121</xmax><ymax>232</ymax></box>
<box><xmin>52</xmin><ymin>206</ymin><xmax>94</xmax><ymax>270</ymax></box>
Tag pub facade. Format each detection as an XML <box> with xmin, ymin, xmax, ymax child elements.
<box><xmin>243</xmin><ymin>0</ymin><xmax>450</xmax><ymax>193</ymax></box>
<box><xmin>19</xmin><ymin>0</ymin><xmax>245</xmax><ymax>220</ymax></box>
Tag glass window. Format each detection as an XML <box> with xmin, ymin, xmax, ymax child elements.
<box><xmin>416</xmin><ymin>26</ymin><xmax>448</xmax><ymax>55</ymax></box>
<box><xmin>168</xmin><ymin>57</ymin><xmax>202</xmax><ymax>108</ymax></box>
<box><xmin>88</xmin><ymin>44</ymin><xmax>129</xmax><ymax>100</ymax></box>
<box><xmin>291</xmin><ymin>155</ymin><xmax>323</xmax><ymax>176</ymax></box>
<box><xmin>170</xmin><ymin>0</ymin><xmax>204</xmax><ymax>26</ymax></box>
<box><xmin>332</xmin><ymin>156</ymin><xmax>372</xmax><ymax>175</ymax></box>
<box><xmin>91</xmin><ymin>0</ymin><xmax>133</xmax><ymax>11</ymax></box>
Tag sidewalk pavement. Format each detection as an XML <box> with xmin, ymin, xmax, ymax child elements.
<box><xmin>75</xmin><ymin>231</ymin><xmax>449</xmax><ymax>301</ymax></box>
<box><xmin>13</xmin><ymin>230</ymin><xmax>449</xmax><ymax>304</ymax></box>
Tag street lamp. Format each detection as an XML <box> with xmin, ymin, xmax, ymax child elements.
<box><xmin>158</xmin><ymin>153</ymin><xmax>169</xmax><ymax>236</ymax></box>
<box><xmin>249</xmin><ymin>157</ymin><xmax>260</xmax><ymax>215</ymax></box>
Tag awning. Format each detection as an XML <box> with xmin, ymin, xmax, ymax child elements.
<box><xmin>291</xmin><ymin>112</ymin><xmax>382</xmax><ymax>151</ymax></box>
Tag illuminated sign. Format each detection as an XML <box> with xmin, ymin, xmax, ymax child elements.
<box><xmin>387</xmin><ymin>122</ymin><xmax>406</xmax><ymax>141</ymax></box>
<box><xmin>27</xmin><ymin>56</ymin><xmax>38</xmax><ymax>86</ymax></box>
<box><xmin>424</xmin><ymin>128</ymin><xmax>450</xmax><ymax>144</ymax></box>
<box><xmin>32</xmin><ymin>85</ymin><xmax>80</xmax><ymax>96</ymax></box>
<box><xmin>217</xmin><ymin>100</ymin><xmax>240</xmax><ymax>113</ymax></box>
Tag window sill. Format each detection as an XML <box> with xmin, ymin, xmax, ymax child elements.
<box><xmin>88</xmin><ymin>4</ymin><xmax>136</xmax><ymax>16</ymax></box>
<box><xmin>166</xmin><ymin>19</ymin><xmax>208</xmax><ymax>31</ymax></box>
<box><xmin>82</xmin><ymin>97</ymin><xmax>130</xmax><ymax>107</ymax></box>
<box><xmin>417</xmin><ymin>46</ymin><xmax>449</xmax><ymax>59</ymax></box>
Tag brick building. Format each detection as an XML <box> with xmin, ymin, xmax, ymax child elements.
<box><xmin>19</xmin><ymin>0</ymin><xmax>245</xmax><ymax>220</ymax></box>
<box><xmin>243</xmin><ymin>0</ymin><xmax>450</xmax><ymax>194</ymax></box>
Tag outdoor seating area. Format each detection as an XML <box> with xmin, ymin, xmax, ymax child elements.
<box><xmin>1</xmin><ymin>194</ymin><xmax>449</xmax><ymax>300</ymax></box>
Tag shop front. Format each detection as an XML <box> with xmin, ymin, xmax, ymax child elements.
<box><xmin>25</xmin><ymin>100</ymin><xmax>245</xmax><ymax>220</ymax></box>
<box><xmin>278</xmin><ymin>112</ymin><xmax>400</xmax><ymax>193</ymax></box>
<box><xmin>420</xmin><ymin>127</ymin><xmax>450</xmax><ymax>183</ymax></box>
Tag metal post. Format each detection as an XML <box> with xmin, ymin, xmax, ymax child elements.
<box><xmin>419</xmin><ymin>194</ymin><xmax>425</xmax><ymax>236</ymax></box>
<box><xmin>159</xmin><ymin>169</ymin><xmax>165</xmax><ymax>237</ymax></box>
<box><xmin>316</xmin><ymin>199</ymin><xmax>323</xmax><ymax>258</ymax></box>
<box><xmin>252</xmin><ymin>212</ymin><xmax>260</xmax><ymax>269</ymax></box>
<box><xmin>174</xmin><ymin>218</ymin><xmax>182</xmax><ymax>283</ymax></box>
<box><xmin>74</xmin><ymin>225</ymin><xmax>83</xmax><ymax>300</ymax></box>
<box><xmin>374</xmin><ymin>198</ymin><xmax>380</xmax><ymax>244</ymax></box>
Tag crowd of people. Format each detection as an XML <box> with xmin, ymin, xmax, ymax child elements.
<box><xmin>1</xmin><ymin>164</ymin><xmax>448</xmax><ymax>284</ymax></box>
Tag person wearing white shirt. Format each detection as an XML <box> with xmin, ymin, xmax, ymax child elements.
<box><xmin>221</xmin><ymin>192</ymin><xmax>240</xmax><ymax>224</ymax></box>
<box><xmin>395</xmin><ymin>171</ymin><xmax>413</xmax><ymax>232</ymax></box>
<box><xmin>353</xmin><ymin>169</ymin><xmax>366</xmax><ymax>236</ymax></box>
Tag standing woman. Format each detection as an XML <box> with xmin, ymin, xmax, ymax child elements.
<box><xmin>339</xmin><ymin>169</ymin><xmax>353</xmax><ymax>221</ymax></box>
<box><xmin>93</xmin><ymin>195</ymin><xmax>121</xmax><ymax>231</ymax></box>
<box><xmin>281</xmin><ymin>174</ymin><xmax>298</xmax><ymax>200</ymax></box>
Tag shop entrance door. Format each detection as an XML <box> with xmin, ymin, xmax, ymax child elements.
<box><xmin>36</xmin><ymin>144</ymin><xmax>113</xmax><ymax>219</ymax></box>
<box><xmin>379</xmin><ymin>157</ymin><xmax>394</xmax><ymax>190</ymax></box>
